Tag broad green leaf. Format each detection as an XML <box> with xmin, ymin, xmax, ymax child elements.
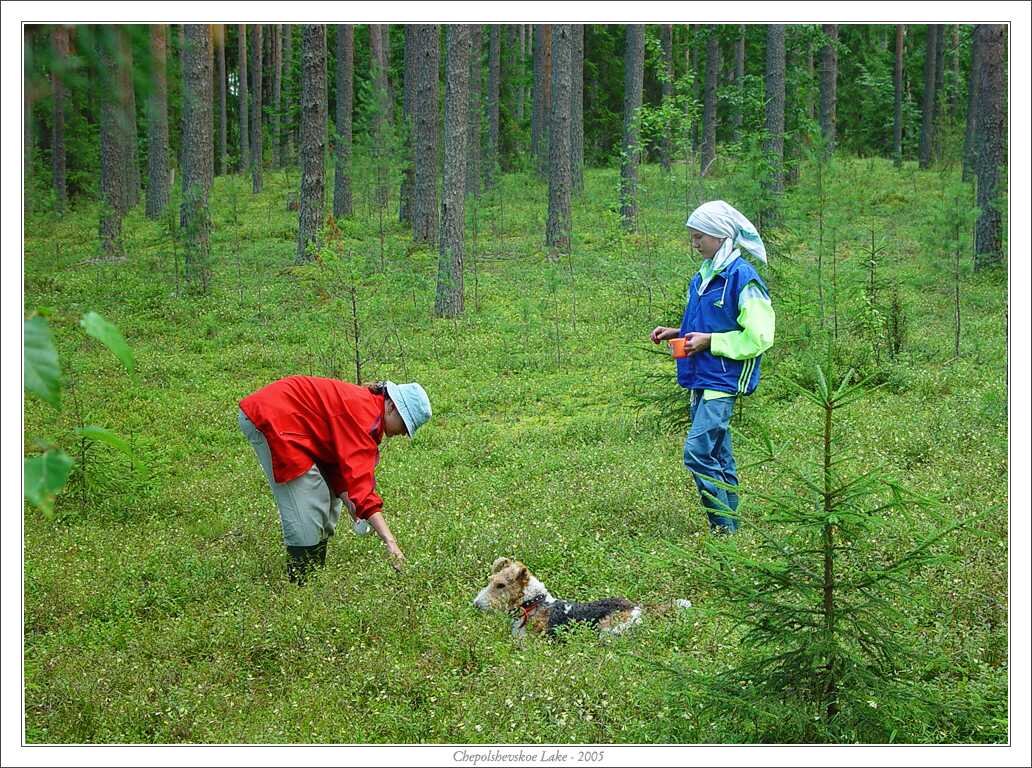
<box><xmin>24</xmin><ymin>316</ymin><xmax>62</xmax><ymax>408</ymax></box>
<box><xmin>77</xmin><ymin>424</ymin><xmax>131</xmax><ymax>454</ymax></box>
<box><xmin>24</xmin><ymin>450</ymin><xmax>74</xmax><ymax>518</ymax></box>
<box><xmin>80</xmin><ymin>311</ymin><xmax>134</xmax><ymax>375</ymax></box>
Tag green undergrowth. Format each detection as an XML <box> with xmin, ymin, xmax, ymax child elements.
<box><xmin>23</xmin><ymin>156</ymin><xmax>1007</xmax><ymax>743</ymax></box>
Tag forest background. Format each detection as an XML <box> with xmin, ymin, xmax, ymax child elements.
<box><xmin>5</xmin><ymin>2</ymin><xmax>1032</xmax><ymax>763</ymax></box>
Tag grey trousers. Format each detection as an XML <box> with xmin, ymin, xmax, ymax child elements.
<box><xmin>238</xmin><ymin>409</ymin><xmax>342</xmax><ymax>547</ymax></box>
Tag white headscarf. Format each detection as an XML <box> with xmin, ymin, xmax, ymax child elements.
<box><xmin>686</xmin><ymin>200</ymin><xmax>767</xmax><ymax>292</ymax></box>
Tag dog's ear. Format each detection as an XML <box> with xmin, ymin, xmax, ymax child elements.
<box><xmin>515</xmin><ymin>565</ymin><xmax>528</xmax><ymax>583</ymax></box>
<box><xmin>491</xmin><ymin>557</ymin><xmax>512</xmax><ymax>574</ymax></box>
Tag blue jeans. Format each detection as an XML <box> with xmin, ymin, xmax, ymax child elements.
<box><xmin>684</xmin><ymin>392</ymin><xmax>740</xmax><ymax>533</ymax></box>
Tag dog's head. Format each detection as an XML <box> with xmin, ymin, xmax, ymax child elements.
<box><xmin>472</xmin><ymin>557</ymin><xmax>544</xmax><ymax>614</ymax></box>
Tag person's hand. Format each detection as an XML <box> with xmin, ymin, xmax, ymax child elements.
<box><xmin>387</xmin><ymin>545</ymin><xmax>406</xmax><ymax>573</ymax></box>
<box><xmin>650</xmin><ymin>326</ymin><xmax>679</xmax><ymax>344</ymax></box>
<box><xmin>683</xmin><ymin>332</ymin><xmax>712</xmax><ymax>356</ymax></box>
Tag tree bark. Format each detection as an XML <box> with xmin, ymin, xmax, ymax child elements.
<box><xmin>517</xmin><ymin>25</ymin><xmax>527</xmax><ymax>125</ymax></box>
<box><xmin>271</xmin><ymin>24</ymin><xmax>281</xmax><ymax>169</ymax></box>
<box><xmin>762</xmin><ymin>25</ymin><xmax>786</xmax><ymax>226</ymax></box>
<box><xmin>819</xmin><ymin>24</ymin><xmax>838</xmax><ymax>152</ymax></box>
<box><xmin>962</xmin><ymin>27</ymin><xmax>982</xmax><ymax>182</ymax></box>
<box><xmin>466</xmin><ymin>24</ymin><xmax>482</xmax><ymax>197</ymax></box>
<box><xmin>435</xmin><ymin>25</ymin><xmax>470</xmax><ymax>318</ymax></box>
<box><xmin>620</xmin><ymin>25</ymin><xmax>644</xmax><ymax>231</ymax></box>
<box><xmin>973</xmin><ymin>24</ymin><xmax>1006</xmax><ymax>269</ymax></box>
<box><xmin>486</xmin><ymin>24</ymin><xmax>501</xmax><ymax>190</ymax></box>
<box><xmin>571</xmin><ymin>24</ymin><xmax>584</xmax><ymax>193</ymax></box>
<box><xmin>369</xmin><ymin>24</ymin><xmax>391</xmax><ymax>208</ymax></box>
<box><xmin>399</xmin><ymin>25</ymin><xmax>415</xmax><ymax>222</ymax></box>
<box><xmin>333</xmin><ymin>24</ymin><xmax>353</xmax><ymax>219</ymax></box>
<box><xmin>701</xmin><ymin>28</ymin><xmax>720</xmax><ymax>175</ymax></box>
<box><xmin>215</xmin><ymin>24</ymin><xmax>228</xmax><ymax>176</ymax></box>
<box><xmin>250</xmin><ymin>24</ymin><xmax>263</xmax><ymax>192</ymax></box>
<box><xmin>97</xmin><ymin>26</ymin><xmax>127</xmax><ymax>260</ymax></box>
<box><xmin>181</xmin><ymin>25</ymin><xmax>213</xmax><ymax>292</ymax></box>
<box><xmin>932</xmin><ymin>23</ymin><xmax>947</xmax><ymax>161</ymax></box>
<box><xmin>412</xmin><ymin>25</ymin><xmax>439</xmax><ymax>245</ymax></box>
<box><xmin>238</xmin><ymin>24</ymin><xmax>249</xmax><ymax>173</ymax></box>
<box><xmin>732</xmin><ymin>25</ymin><xmax>746</xmax><ymax>141</ymax></box>
<box><xmin>146</xmin><ymin>24</ymin><xmax>170</xmax><ymax>219</ymax></box>
<box><xmin>121</xmin><ymin>28</ymin><xmax>142</xmax><ymax>209</ymax></box>
<box><xmin>546</xmin><ymin>24</ymin><xmax>573</xmax><ymax>255</ymax></box>
<box><xmin>297</xmin><ymin>24</ymin><xmax>327</xmax><ymax>263</ymax></box>
<box><xmin>893</xmin><ymin>24</ymin><xmax>905</xmax><ymax>167</ymax></box>
<box><xmin>659</xmin><ymin>24</ymin><xmax>674</xmax><ymax>170</ymax></box>
<box><xmin>532</xmin><ymin>25</ymin><xmax>552</xmax><ymax>175</ymax></box>
<box><xmin>281</xmin><ymin>25</ymin><xmax>293</xmax><ymax>165</ymax></box>
<box><xmin>51</xmin><ymin>25</ymin><xmax>70</xmax><ymax>212</ymax></box>
<box><xmin>918</xmin><ymin>25</ymin><xmax>938</xmax><ymax>168</ymax></box>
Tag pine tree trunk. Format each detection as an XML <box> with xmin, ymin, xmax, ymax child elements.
<box><xmin>949</xmin><ymin>25</ymin><xmax>961</xmax><ymax>119</ymax></box>
<box><xmin>659</xmin><ymin>24</ymin><xmax>674</xmax><ymax>171</ymax></box>
<box><xmin>762</xmin><ymin>24</ymin><xmax>785</xmax><ymax>226</ymax></box>
<box><xmin>620</xmin><ymin>24</ymin><xmax>644</xmax><ymax>231</ymax></box>
<box><xmin>114</xmin><ymin>28</ymin><xmax>141</xmax><ymax>210</ymax></box>
<box><xmin>701</xmin><ymin>28</ymin><xmax>720</xmax><ymax>175</ymax></box>
<box><xmin>146</xmin><ymin>24</ymin><xmax>170</xmax><ymax>220</ymax></box>
<box><xmin>369</xmin><ymin>24</ymin><xmax>391</xmax><ymax>208</ymax></box>
<box><xmin>216</xmin><ymin>25</ymin><xmax>228</xmax><ymax>176</ymax></box>
<box><xmin>333</xmin><ymin>24</ymin><xmax>353</xmax><ymax>219</ymax></box>
<box><xmin>532</xmin><ymin>25</ymin><xmax>552</xmax><ymax>176</ymax></box>
<box><xmin>546</xmin><ymin>24</ymin><xmax>572</xmax><ymax>255</ymax></box>
<box><xmin>517</xmin><ymin>25</ymin><xmax>526</xmax><ymax>125</ymax></box>
<box><xmin>97</xmin><ymin>26</ymin><xmax>127</xmax><ymax>260</ymax></box>
<box><xmin>502</xmin><ymin>25</ymin><xmax>520</xmax><ymax>171</ymax></box>
<box><xmin>486</xmin><ymin>24</ymin><xmax>501</xmax><ymax>190</ymax></box>
<box><xmin>297</xmin><ymin>24</ymin><xmax>327</xmax><ymax>263</ymax></box>
<box><xmin>466</xmin><ymin>25</ymin><xmax>482</xmax><ymax>197</ymax></box>
<box><xmin>121</xmin><ymin>28</ymin><xmax>142</xmax><ymax>209</ymax></box>
<box><xmin>918</xmin><ymin>25</ymin><xmax>938</xmax><ymax>168</ymax></box>
<box><xmin>281</xmin><ymin>25</ymin><xmax>293</xmax><ymax>165</ymax></box>
<box><xmin>731</xmin><ymin>25</ymin><xmax>745</xmax><ymax>141</ymax></box>
<box><xmin>893</xmin><ymin>24</ymin><xmax>905</xmax><ymax>167</ymax></box>
<box><xmin>973</xmin><ymin>24</ymin><xmax>1005</xmax><ymax>269</ymax></box>
<box><xmin>819</xmin><ymin>24</ymin><xmax>838</xmax><ymax>152</ymax></box>
<box><xmin>962</xmin><ymin>27</ymin><xmax>982</xmax><ymax>183</ymax></box>
<box><xmin>435</xmin><ymin>25</ymin><xmax>470</xmax><ymax>318</ymax></box>
<box><xmin>250</xmin><ymin>24</ymin><xmax>263</xmax><ymax>193</ymax></box>
<box><xmin>412</xmin><ymin>25</ymin><xmax>440</xmax><ymax>245</ymax></box>
<box><xmin>51</xmin><ymin>25</ymin><xmax>70</xmax><ymax>212</ymax></box>
<box><xmin>932</xmin><ymin>24</ymin><xmax>946</xmax><ymax>161</ymax></box>
<box><xmin>571</xmin><ymin>24</ymin><xmax>584</xmax><ymax>193</ymax></box>
<box><xmin>399</xmin><ymin>25</ymin><xmax>415</xmax><ymax>223</ymax></box>
<box><xmin>271</xmin><ymin>24</ymin><xmax>281</xmax><ymax>169</ymax></box>
<box><xmin>238</xmin><ymin>24</ymin><xmax>249</xmax><ymax>173</ymax></box>
<box><xmin>181</xmin><ymin>25</ymin><xmax>214</xmax><ymax>292</ymax></box>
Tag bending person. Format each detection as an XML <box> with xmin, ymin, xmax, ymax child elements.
<box><xmin>238</xmin><ymin>376</ymin><xmax>431</xmax><ymax>582</ymax></box>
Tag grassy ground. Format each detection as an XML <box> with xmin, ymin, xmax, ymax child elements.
<box><xmin>22</xmin><ymin>156</ymin><xmax>1008</xmax><ymax>743</ymax></box>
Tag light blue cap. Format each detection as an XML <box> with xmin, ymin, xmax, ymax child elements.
<box><xmin>384</xmin><ymin>381</ymin><xmax>431</xmax><ymax>438</ymax></box>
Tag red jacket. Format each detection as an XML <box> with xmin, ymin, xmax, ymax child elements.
<box><xmin>240</xmin><ymin>376</ymin><xmax>385</xmax><ymax>519</ymax></box>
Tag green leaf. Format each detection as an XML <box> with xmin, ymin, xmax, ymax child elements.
<box><xmin>77</xmin><ymin>425</ymin><xmax>132</xmax><ymax>454</ymax></box>
<box><xmin>815</xmin><ymin>363</ymin><xmax>830</xmax><ymax>402</ymax></box>
<box><xmin>80</xmin><ymin>311</ymin><xmax>134</xmax><ymax>375</ymax></box>
<box><xmin>24</xmin><ymin>450</ymin><xmax>75</xmax><ymax>518</ymax></box>
<box><xmin>24</xmin><ymin>316</ymin><xmax>62</xmax><ymax>408</ymax></box>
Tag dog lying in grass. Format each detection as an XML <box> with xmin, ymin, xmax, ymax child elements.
<box><xmin>472</xmin><ymin>557</ymin><xmax>691</xmax><ymax>639</ymax></box>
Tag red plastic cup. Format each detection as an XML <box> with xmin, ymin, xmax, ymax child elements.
<box><xmin>669</xmin><ymin>337</ymin><xmax>688</xmax><ymax>358</ymax></box>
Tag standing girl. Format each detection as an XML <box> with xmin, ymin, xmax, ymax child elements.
<box><xmin>650</xmin><ymin>201</ymin><xmax>774</xmax><ymax>533</ymax></box>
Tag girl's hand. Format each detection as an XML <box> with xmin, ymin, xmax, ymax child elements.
<box><xmin>650</xmin><ymin>326</ymin><xmax>680</xmax><ymax>344</ymax></box>
<box><xmin>683</xmin><ymin>332</ymin><xmax>712</xmax><ymax>356</ymax></box>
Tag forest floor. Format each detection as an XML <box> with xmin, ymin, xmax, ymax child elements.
<box><xmin>22</xmin><ymin>156</ymin><xmax>1008</xmax><ymax>743</ymax></box>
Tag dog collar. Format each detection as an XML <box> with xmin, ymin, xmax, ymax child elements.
<box><xmin>517</xmin><ymin>594</ymin><xmax>547</xmax><ymax>628</ymax></box>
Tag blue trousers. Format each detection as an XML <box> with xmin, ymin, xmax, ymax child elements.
<box><xmin>684</xmin><ymin>392</ymin><xmax>740</xmax><ymax>533</ymax></box>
